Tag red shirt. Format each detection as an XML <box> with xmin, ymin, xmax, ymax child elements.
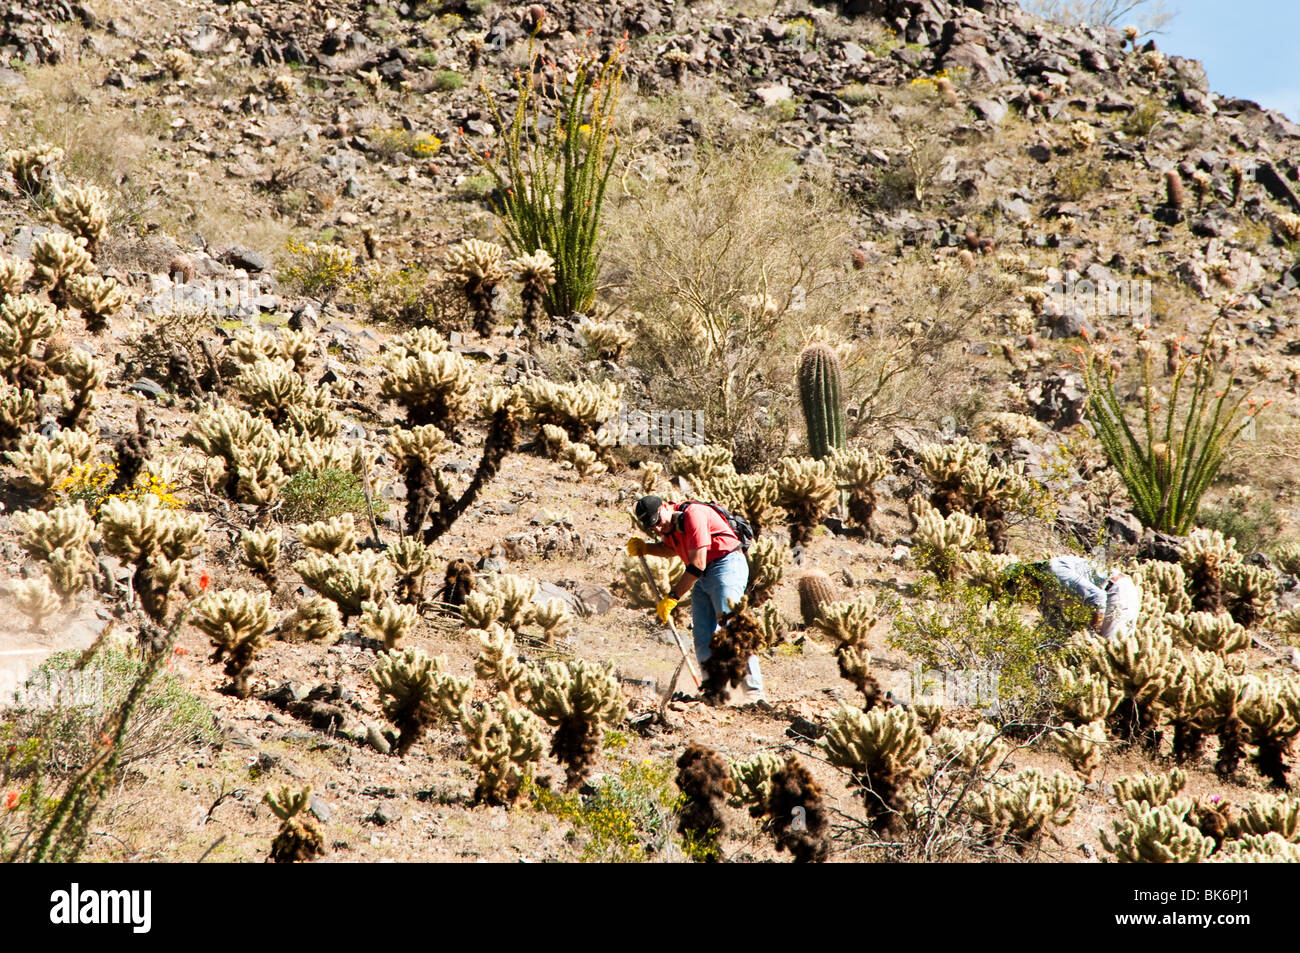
<box><xmin>662</xmin><ymin>502</ymin><xmax>740</xmax><ymax>564</ymax></box>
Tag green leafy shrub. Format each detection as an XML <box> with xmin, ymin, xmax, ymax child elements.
<box><xmin>279</xmin><ymin>468</ymin><xmax>383</xmax><ymax>524</ymax></box>
<box><xmin>276</xmin><ymin>239</ymin><xmax>356</xmax><ymax>302</ymax></box>
<box><xmin>432</xmin><ymin>70</ymin><xmax>465</xmax><ymax>92</ymax></box>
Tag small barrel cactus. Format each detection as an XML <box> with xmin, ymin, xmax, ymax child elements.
<box><xmin>796</xmin><ymin>343</ymin><xmax>846</xmax><ymax>461</ymax></box>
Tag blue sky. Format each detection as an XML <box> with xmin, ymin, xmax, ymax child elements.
<box><xmin>1156</xmin><ymin>0</ymin><xmax>1300</xmax><ymax>120</ymax></box>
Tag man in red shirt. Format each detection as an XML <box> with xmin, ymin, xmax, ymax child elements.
<box><xmin>627</xmin><ymin>495</ymin><xmax>766</xmax><ymax>706</ymax></box>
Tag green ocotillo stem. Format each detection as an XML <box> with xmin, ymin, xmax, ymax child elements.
<box><xmin>797</xmin><ymin>343</ymin><xmax>846</xmax><ymax>460</ymax></box>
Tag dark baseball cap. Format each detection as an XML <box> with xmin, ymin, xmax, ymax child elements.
<box><xmin>635</xmin><ymin>495</ymin><xmax>663</xmax><ymax>533</ymax></box>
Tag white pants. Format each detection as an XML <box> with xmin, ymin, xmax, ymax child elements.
<box><xmin>1098</xmin><ymin>574</ymin><xmax>1140</xmax><ymax>640</ymax></box>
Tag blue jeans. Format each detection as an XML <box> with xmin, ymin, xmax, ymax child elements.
<box><xmin>691</xmin><ymin>549</ymin><xmax>764</xmax><ymax>694</ymax></box>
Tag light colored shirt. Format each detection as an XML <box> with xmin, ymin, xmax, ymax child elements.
<box><xmin>1045</xmin><ymin>556</ymin><xmax>1109</xmax><ymax>612</ymax></box>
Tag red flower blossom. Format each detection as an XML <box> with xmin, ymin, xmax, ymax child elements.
<box><xmin>199</xmin><ymin>570</ymin><xmax>210</xmax><ymax>592</ymax></box>
<box><xmin>4</xmin><ymin>791</ymin><xmax>18</xmax><ymax>811</ymax></box>
<box><xmin>173</xmin><ymin>646</ymin><xmax>189</xmax><ymax>657</ymax></box>
<box><xmin>99</xmin><ymin>733</ymin><xmax>113</xmax><ymax>748</ymax></box>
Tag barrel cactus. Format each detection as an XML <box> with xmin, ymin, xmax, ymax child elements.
<box><xmin>796</xmin><ymin>343</ymin><xmax>845</xmax><ymax>461</ymax></box>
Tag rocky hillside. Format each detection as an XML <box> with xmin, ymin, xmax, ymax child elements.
<box><xmin>2</xmin><ymin>0</ymin><xmax>1300</xmax><ymax>864</ymax></box>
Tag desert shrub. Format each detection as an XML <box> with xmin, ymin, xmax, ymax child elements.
<box><xmin>1053</xmin><ymin>159</ymin><xmax>1108</xmax><ymax>201</ymax></box>
<box><xmin>608</xmin><ymin>139</ymin><xmax>854</xmax><ymax>468</ymax></box>
<box><xmin>890</xmin><ymin>578</ymin><xmax>1061</xmax><ymax>723</ymax></box>
<box><xmin>527</xmin><ymin>758</ymin><xmax>680</xmax><ymax>862</ymax></box>
<box><xmin>366</xmin><ymin>128</ymin><xmax>442</xmax><ymax>160</ymax></box>
<box><xmin>279</xmin><ymin>467</ymin><xmax>381</xmax><ymax>524</ymax></box>
<box><xmin>349</xmin><ymin>261</ymin><xmax>464</xmax><ymax>328</ymax></box>
<box><xmin>432</xmin><ymin>70</ymin><xmax>465</xmax><ymax>92</ymax></box>
<box><xmin>5</xmin><ymin>649</ymin><xmax>218</xmax><ymax>774</ymax></box>
<box><xmin>276</xmin><ymin>239</ymin><xmax>356</xmax><ymax>302</ymax></box>
<box><xmin>1122</xmin><ymin>99</ymin><xmax>1164</xmax><ymax>139</ymax></box>
<box><xmin>1196</xmin><ymin>492</ymin><xmax>1282</xmax><ymax>555</ymax></box>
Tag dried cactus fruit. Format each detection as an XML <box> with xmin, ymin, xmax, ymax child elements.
<box><xmin>508</xmin><ymin>249</ymin><xmax>556</xmax><ymax>331</ymax></box>
<box><xmin>280</xmin><ymin>595</ymin><xmax>343</xmax><ymax>644</ymax></box>
<box><xmin>240</xmin><ymin>528</ymin><xmax>281</xmax><ymax>588</ymax></box>
<box><xmin>192</xmin><ymin>589</ymin><xmax>272</xmax><ymax>697</ymax></box>
<box><xmin>4</xmin><ymin>141</ymin><xmax>63</xmax><ymax>193</ymax></box>
<box><xmin>822</xmin><ymin>704</ymin><xmax>927</xmax><ymax>831</ymax></box>
<box><xmin>810</xmin><ymin>597</ymin><xmax>883</xmax><ymax>707</ymax></box>
<box><xmin>29</xmin><ymin>232</ymin><xmax>93</xmax><ymax>308</ymax></box>
<box><xmin>460</xmin><ymin>693</ymin><xmax>545</xmax><ymax>805</ymax></box>
<box><xmin>745</xmin><ymin>535</ymin><xmax>789</xmax><ymax>608</ymax></box>
<box><xmin>575</xmin><ymin>317</ymin><xmax>632</xmax><ymax>361</ymax></box>
<box><xmin>370</xmin><ymin>648</ymin><xmax>471</xmax><ymax>756</ymax></box>
<box><xmin>676</xmin><ymin>744</ymin><xmax>733</xmax><ymax>863</ymax></box>
<box><xmin>10</xmin><ymin>575</ymin><xmax>62</xmax><ymax>632</ymax></box>
<box><xmin>772</xmin><ymin>457</ymin><xmax>835</xmax><ymax>549</ymax></box>
<box><xmin>968</xmin><ymin>769</ymin><xmax>1081</xmax><ymax>851</ymax></box>
<box><xmin>359</xmin><ymin>597</ymin><xmax>417</xmax><ymax>650</ymax></box>
<box><xmin>50</xmin><ymin>184</ymin><xmax>109</xmax><ymax>254</ymax></box>
<box><xmin>387</xmin><ymin>537</ymin><xmax>435</xmax><ymax>604</ymax></box>
<box><xmin>797</xmin><ymin>570</ymin><xmax>837</xmax><ymax>627</ymax></box>
<box><xmin>297</xmin><ymin>514</ymin><xmax>358</xmax><ymax>556</ymax></box>
<box><xmin>524</xmin><ymin>658</ymin><xmax>627</xmax><ymax>790</ymax></box>
<box><xmin>447</xmin><ymin>238</ymin><xmax>506</xmax><ymax>337</ymax></box>
<box><xmin>1100</xmin><ymin>799</ymin><xmax>1213</xmax><ymax>863</ymax></box>
<box><xmin>293</xmin><ymin>550</ymin><xmax>394</xmax><ymax>620</ymax></box>
<box><xmin>1053</xmin><ymin>720</ymin><xmax>1108</xmax><ymax>779</ymax></box>
<box><xmin>265</xmin><ymin>786</ymin><xmax>325</xmax><ymax>863</ymax></box>
<box><xmin>380</xmin><ymin>348</ymin><xmax>475</xmax><ymax>430</ymax></box>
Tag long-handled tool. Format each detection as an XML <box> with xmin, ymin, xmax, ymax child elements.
<box><xmin>638</xmin><ymin>553</ymin><xmax>701</xmax><ymax>691</ymax></box>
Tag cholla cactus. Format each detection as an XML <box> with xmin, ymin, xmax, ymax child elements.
<box><xmin>1172</xmin><ymin>611</ymin><xmax>1250</xmax><ymax>656</ymax></box>
<box><xmin>184</xmin><ymin>403</ymin><xmax>288</xmax><ymax>504</ymax></box>
<box><xmin>1066</xmin><ymin>120</ymin><xmax>1096</xmax><ymax>150</ymax></box>
<box><xmin>913</xmin><ymin>507</ymin><xmax>986</xmax><ymax>582</ymax></box>
<box><xmin>161</xmin><ymin>47</ymin><xmax>194</xmax><ymax>79</ymax></box>
<box><xmin>575</xmin><ymin>317</ymin><xmax>632</xmax><ymax>361</ymax></box>
<box><xmin>508</xmin><ymin>249</ymin><xmax>555</xmax><ymax>330</ymax></box>
<box><xmin>5</xmin><ymin>432</ymin><xmax>82</xmax><ymax>504</ymax></box>
<box><xmin>1238</xmin><ymin>675</ymin><xmax>1300</xmax><ymax>788</ymax></box>
<box><xmin>1230</xmin><ymin>795</ymin><xmax>1300</xmax><ymax>842</ymax></box>
<box><xmin>386</xmin><ymin>327</ymin><xmax>449</xmax><ymax>360</ymax></box>
<box><xmin>524</xmin><ymin>659</ymin><xmax>628</xmax><ymax>790</ymax></box>
<box><xmin>51</xmin><ymin>184</ymin><xmax>109</xmax><ymax>254</ymax></box>
<box><xmin>387</xmin><ymin>537</ymin><xmax>435</xmax><ymax>604</ymax></box>
<box><xmin>230</xmin><ymin>327</ymin><xmax>282</xmax><ymax>367</ymax></box>
<box><xmin>236</xmin><ymin>358</ymin><xmax>337</xmax><ymax>435</ymax></box>
<box><xmin>967</xmin><ymin>769</ymin><xmax>1081</xmax><ymax>851</ymax></box>
<box><xmin>830</xmin><ymin>447</ymin><xmax>888</xmax><ymax>535</ymax></box>
<box><xmin>265</xmin><ymin>786</ymin><xmax>325</xmax><ymax>863</ymax></box>
<box><xmin>4</xmin><ymin>142</ymin><xmax>64</xmax><ymax>193</ymax></box>
<box><xmin>50</xmin><ymin>348</ymin><xmax>105</xmax><ymax>431</ymax></box>
<box><xmin>380</xmin><ymin>348</ymin><xmax>475</xmax><ymax>430</ymax></box>
<box><xmin>1211</xmin><ymin>832</ymin><xmax>1300</xmax><ymax>863</ymax></box>
<box><xmin>0</xmin><ymin>381</ymin><xmax>37</xmax><ymax>449</ymax></box>
<box><xmin>447</xmin><ymin>238</ymin><xmax>506</xmax><ymax>337</ymax></box>
<box><xmin>388</xmin><ymin>423</ymin><xmax>449</xmax><ymax>536</ymax></box>
<box><xmin>297</xmin><ymin>515</ymin><xmax>358</xmax><ymax>555</ymax></box>
<box><xmin>281</xmin><ymin>595</ymin><xmax>343</xmax><ymax>643</ymax></box>
<box><xmin>1223</xmin><ymin>563</ymin><xmax>1278</xmax><ymax>628</ymax></box>
<box><xmin>10</xmin><ymin>575</ymin><xmax>62</xmax><ymax>632</ymax></box>
<box><xmin>520</xmin><ymin>378</ymin><xmax>621</xmax><ymax>452</ymax></box>
<box><xmin>930</xmin><ymin>723</ymin><xmax>1011</xmax><ymax>775</ymax></box>
<box><xmin>278</xmin><ymin>329</ymin><xmax>313</xmax><ymax>371</ymax></box>
<box><xmin>1113</xmin><ymin>768</ymin><xmax>1187</xmax><ymax>808</ymax></box>
<box><xmin>728</xmin><ymin>752</ymin><xmax>785</xmax><ymax>814</ymax></box>
<box><xmin>460</xmin><ymin>694</ymin><xmax>545</xmax><ymax>805</ymax></box>
<box><xmin>1180</xmin><ymin>528</ymin><xmax>1241</xmax><ymax>613</ymax></box>
<box><xmin>473</xmin><ymin>624</ymin><xmax>529</xmax><ymax>702</ymax></box>
<box><xmin>16</xmin><ymin>502</ymin><xmax>97</xmax><ymax>601</ymax></box>
<box><xmin>293</xmin><ymin>550</ymin><xmax>394</xmax><ymax>620</ymax></box>
<box><xmin>772</xmin><ymin>457</ymin><xmax>835</xmax><ymax>549</ymax></box>
<box><xmin>192</xmin><ymin>589</ymin><xmax>272</xmax><ymax>697</ymax></box>
<box><xmin>745</xmin><ymin>535</ymin><xmax>789</xmax><ymax>608</ymax></box>
<box><xmin>1135</xmin><ymin>561</ymin><xmax>1192</xmax><ymax>615</ymax></box>
<box><xmin>1100</xmin><ymin>799</ymin><xmax>1212</xmax><ymax>863</ymax></box>
<box><xmin>957</xmin><ymin>551</ymin><xmax>1019</xmax><ymax>591</ymax></box>
<box><xmin>1089</xmin><ymin>629</ymin><xmax>1175</xmax><ymax>741</ymax></box>
<box><xmin>1053</xmin><ymin>720</ymin><xmax>1108</xmax><ymax>779</ymax></box>
<box><xmin>620</xmin><ymin>552</ymin><xmax>685</xmax><ymax>611</ymax></box>
<box><xmin>360</xmin><ymin>598</ymin><xmax>417</xmax><ymax>650</ymax></box>
<box><xmin>531</xmin><ymin>597</ymin><xmax>574</xmax><ymax>642</ymax></box>
<box><xmin>671</xmin><ymin>443</ymin><xmax>734</xmax><ymax>482</ymax></box>
<box><xmin>1054</xmin><ymin>667</ymin><xmax>1121</xmax><ymax>726</ymax></box>
<box><xmin>240</xmin><ymin>528</ymin><xmax>281</xmax><ymax>588</ymax></box>
<box><xmin>463</xmin><ymin>573</ymin><xmax>538</xmax><ymax>631</ymax></box>
<box><xmin>30</xmin><ymin>232</ymin><xmax>94</xmax><ymax>308</ymax></box>
<box><xmin>371</xmin><ymin>648</ymin><xmax>472</xmax><ymax>756</ymax></box>
<box><xmin>0</xmin><ymin>254</ymin><xmax>33</xmax><ymax>303</ymax></box>
<box><xmin>822</xmin><ymin>705</ymin><xmax>927</xmax><ymax>831</ymax></box>
<box><xmin>1</xmin><ymin>294</ymin><xmax>60</xmax><ymax>386</ymax></box>
<box><xmin>811</xmin><ymin>597</ymin><xmax>883</xmax><ymax>706</ymax></box>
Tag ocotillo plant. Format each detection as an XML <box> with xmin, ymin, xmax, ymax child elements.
<box><xmin>472</xmin><ymin>41</ymin><xmax>623</xmax><ymax>317</ymax></box>
<box><xmin>1081</xmin><ymin>322</ymin><xmax>1264</xmax><ymax>534</ymax></box>
<box><xmin>796</xmin><ymin>343</ymin><xmax>846</xmax><ymax>460</ymax></box>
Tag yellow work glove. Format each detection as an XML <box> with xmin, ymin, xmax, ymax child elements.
<box><xmin>626</xmin><ymin>537</ymin><xmax>648</xmax><ymax>558</ymax></box>
<box><xmin>656</xmin><ymin>596</ymin><xmax>678</xmax><ymax>624</ymax></box>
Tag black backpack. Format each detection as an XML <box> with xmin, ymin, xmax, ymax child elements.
<box><xmin>671</xmin><ymin>500</ymin><xmax>755</xmax><ymax>554</ymax></box>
